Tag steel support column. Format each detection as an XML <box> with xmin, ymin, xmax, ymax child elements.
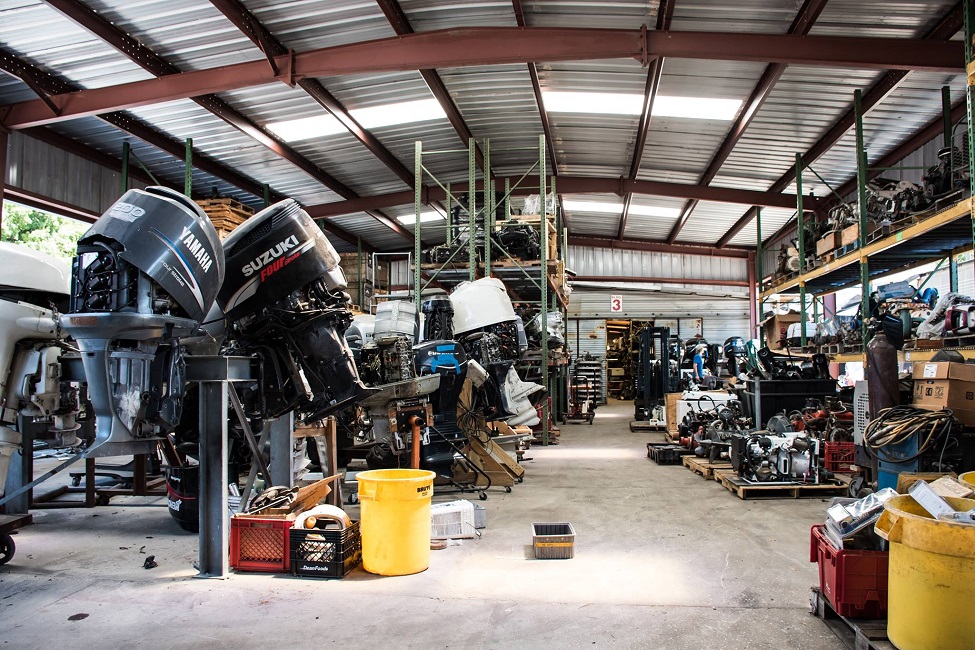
<box><xmin>855</xmin><ymin>90</ymin><xmax>871</xmax><ymax>350</ymax></box>
<box><xmin>0</xmin><ymin>127</ymin><xmax>7</xmax><ymax>231</ymax></box>
<box><xmin>539</xmin><ymin>135</ymin><xmax>549</xmax><ymax>447</ymax></box>
<box><xmin>797</xmin><ymin>154</ymin><xmax>808</xmax><ymax>346</ymax></box>
<box><xmin>756</xmin><ymin>207</ymin><xmax>764</xmax><ymax>344</ymax></box>
<box><xmin>184</xmin><ymin>138</ymin><xmax>193</xmax><ymax>197</ymax></box>
<box><xmin>198</xmin><ymin>380</ymin><xmax>229</xmax><ymax>578</ymax></box>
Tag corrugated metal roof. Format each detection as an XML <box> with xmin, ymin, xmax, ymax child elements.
<box><xmin>0</xmin><ymin>0</ymin><xmax>969</xmax><ymax>258</ymax></box>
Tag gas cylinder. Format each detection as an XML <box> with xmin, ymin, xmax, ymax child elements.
<box><xmin>866</xmin><ymin>329</ymin><xmax>899</xmax><ymax>419</ymax></box>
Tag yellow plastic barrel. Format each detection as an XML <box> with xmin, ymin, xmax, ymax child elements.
<box><xmin>357</xmin><ymin>468</ymin><xmax>435</xmax><ymax>576</ymax></box>
<box><xmin>959</xmin><ymin>471</ymin><xmax>975</xmax><ymax>489</ymax></box>
<box><xmin>875</xmin><ymin>495</ymin><xmax>975</xmax><ymax>650</ymax></box>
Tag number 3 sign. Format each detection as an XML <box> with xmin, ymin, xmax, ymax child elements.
<box><xmin>610</xmin><ymin>295</ymin><xmax>623</xmax><ymax>313</ymax></box>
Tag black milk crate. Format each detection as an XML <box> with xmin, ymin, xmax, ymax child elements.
<box><xmin>289</xmin><ymin>521</ymin><xmax>362</xmax><ymax>579</ymax></box>
<box><xmin>646</xmin><ymin>443</ymin><xmax>688</xmax><ymax>465</ymax></box>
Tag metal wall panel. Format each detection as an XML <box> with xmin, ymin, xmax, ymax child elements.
<box><xmin>569</xmin><ymin>287</ymin><xmax>751</xmax><ymax>344</ymax></box>
<box><xmin>567</xmin><ymin>245</ymin><xmax>748</xmax><ymax>282</ymax></box>
<box><xmin>6</xmin><ymin>131</ymin><xmax>147</xmax><ymax>216</ymax></box>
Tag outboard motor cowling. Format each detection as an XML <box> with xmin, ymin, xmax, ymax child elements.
<box><xmin>62</xmin><ymin>187</ymin><xmax>224</xmax><ymax>457</ymax></box>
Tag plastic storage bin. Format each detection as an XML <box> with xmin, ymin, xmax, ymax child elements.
<box><xmin>230</xmin><ymin>517</ymin><xmax>294</xmax><ymax>573</ymax></box>
<box><xmin>532</xmin><ymin>522</ymin><xmax>575</xmax><ymax>559</ymax></box>
<box><xmin>431</xmin><ymin>500</ymin><xmax>478</xmax><ymax>539</ymax></box>
<box><xmin>290</xmin><ymin>521</ymin><xmax>362</xmax><ymax>579</ymax></box>
<box><xmin>809</xmin><ymin>524</ymin><xmax>888</xmax><ymax>618</ymax></box>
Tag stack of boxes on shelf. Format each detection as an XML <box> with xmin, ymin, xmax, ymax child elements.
<box><xmin>338</xmin><ymin>253</ymin><xmax>390</xmax><ymax>312</ymax></box>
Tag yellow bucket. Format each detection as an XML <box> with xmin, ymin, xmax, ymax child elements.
<box><xmin>875</xmin><ymin>495</ymin><xmax>975</xmax><ymax>650</ymax></box>
<box><xmin>959</xmin><ymin>471</ymin><xmax>975</xmax><ymax>489</ymax></box>
<box><xmin>357</xmin><ymin>469</ymin><xmax>435</xmax><ymax>576</ymax></box>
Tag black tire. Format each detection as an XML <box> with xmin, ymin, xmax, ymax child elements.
<box><xmin>348</xmin><ymin>492</ymin><xmax>359</xmax><ymax>505</ymax></box>
<box><xmin>478</xmin><ymin>492</ymin><xmax>487</xmax><ymax>501</ymax></box>
<box><xmin>0</xmin><ymin>533</ymin><xmax>14</xmax><ymax>565</ymax></box>
<box><xmin>505</xmin><ymin>486</ymin><xmax>512</xmax><ymax>493</ymax></box>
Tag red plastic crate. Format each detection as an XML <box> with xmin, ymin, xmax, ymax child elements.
<box><xmin>823</xmin><ymin>442</ymin><xmax>856</xmax><ymax>472</ymax></box>
<box><xmin>809</xmin><ymin>524</ymin><xmax>888</xmax><ymax>618</ymax></box>
<box><xmin>230</xmin><ymin>517</ymin><xmax>293</xmax><ymax>573</ymax></box>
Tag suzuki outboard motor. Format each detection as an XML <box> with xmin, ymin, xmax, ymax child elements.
<box><xmin>414</xmin><ymin>340</ymin><xmax>467</xmax><ymax>477</ymax></box>
<box><xmin>219</xmin><ymin>199</ymin><xmax>370</xmax><ymax>421</ymax></box>
<box><xmin>62</xmin><ymin>187</ymin><xmax>224</xmax><ymax>457</ymax></box>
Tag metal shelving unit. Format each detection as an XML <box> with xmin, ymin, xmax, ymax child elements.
<box><xmin>756</xmin><ymin>41</ymin><xmax>975</xmax><ymax>362</ymax></box>
<box><xmin>410</xmin><ymin>135</ymin><xmax>569</xmax><ymax>444</ymax></box>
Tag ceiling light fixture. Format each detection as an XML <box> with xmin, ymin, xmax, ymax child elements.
<box><xmin>397</xmin><ymin>211</ymin><xmax>444</xmax><ymax>224</ymax></box>
<box><xmin>543</xmin><ymin>91</ymin><xmax>741</xmax><ymax>120</ymax></box>
<box><xmin>267</xmin><ymin>99</ymin><xmax>448</xmax><ymax>143</ymax></box>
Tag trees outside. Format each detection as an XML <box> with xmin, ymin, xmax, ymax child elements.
<box><xmin>1</xmin><ymin>201</ymin><xmax>88</xmax><ymax>260</ymax></box>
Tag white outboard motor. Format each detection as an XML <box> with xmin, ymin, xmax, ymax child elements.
<box><xmin>61</xmin><ymin>187</ymin><xmax>225</xmax><ymax>457</ymax></box>
<box><xmin>0</xmin><ymin>243</ymin><xmax>79</xmax><ymax>495</ymax></box>
<box><xmin>449</xmin><ymin>277</ymin><xmax>544</xmax><ymax>423</ymax></box>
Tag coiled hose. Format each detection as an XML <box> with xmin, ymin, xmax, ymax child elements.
<box><xmin>863</xmin><ymin>405</ymin><xmax>955</xmax><ymax>464</ymax></box>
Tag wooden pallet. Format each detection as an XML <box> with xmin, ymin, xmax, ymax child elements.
<box><xmin>940</xmin><ymin>334</ymin><xmax>975</xmax><ymax>349</ymax></box>
<box><xmin>717</xmin><ymin>473</ymin><xmax>847</xmax><ymax>499</ymax></box>
<box><xmin>903</xmin><ymin>338</ymin><xmax>944</xmax><ymax>351</ymax></box>
<box><xmin>682</xmin><ymin>455</ymin><xmax>732</xmax><ymax>479</ymax></box>
<box><xmin>810</xmin><ymin>588</ymin><xmax>895</xmax><ymax>650</ymax></box>
<box><xmin>196</xmin><ymin>199</ymin><xmax>253</xmax><ymax>228</ymax></box>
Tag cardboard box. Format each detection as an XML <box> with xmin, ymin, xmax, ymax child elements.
<box><xmin>911</xmin><ymin>362</ymin><xmax>975</xmax><ymax>425</ymax></box>
<box><xmin>816</xmin><ymin>232</ymin><xmax>842</xmax><ymax>257</ymax></box>
<box><xmin>763</xmin><ymin>313</ymin><xmax>801</xmax><ymax>349</ymax></box>
<box><xmin>840</xmin><ymin>224</ymin><xmax>859</xmax><ymax>247</ymax></box>
<box><xmin>665</xmin><ymin>392</ymin><xmax>681</xmax><ymax>435</ymax></box>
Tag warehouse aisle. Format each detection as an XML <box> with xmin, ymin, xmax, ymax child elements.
<box><xmin>0</xmin><ymin>402</ymin><xmax>841</xmax><ymax>649</ymax></box>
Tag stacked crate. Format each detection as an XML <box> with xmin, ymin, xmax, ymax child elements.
<box><xmin>196</xmin><ymin>197</ymin><xmax>254</xmax><ymax>239</ymax></box>
<box><xmin>339</xmin><ymin>253</ymin><xmax>390</xmax><ymax>310</ymax></box>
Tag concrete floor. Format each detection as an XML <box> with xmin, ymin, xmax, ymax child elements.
<box><xmin>0</xmin><ymin>400</ymin><xmax>844</xmax><ymax>649</ymax></box>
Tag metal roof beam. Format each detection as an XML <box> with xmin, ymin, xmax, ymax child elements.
<box><xmin>1</xmin><ymin>28</ymin><xmax>962</xmax><ymax>131</ymax></box>
<box><xmin>375</xmin><ymin>0</ymin><xmax>485</xmax><ymax>170</ymax></box>
<box><xmin>1</xmin><ymin>39</ymin><xmax>367</xmax><ymax>248</ymax></box>
<box><xmin>511</xmin><ymin>0</ymin><xmax>559</xmax><ymax>174</ymax></box>
<box><xmin>306</xmin><ymin>175</ymin><xmax>810</xmax><ymax>219</ymax></box>
<box><xmin>666</xmin><ymin>0</ymin><xmax>829</xmax><ymax>243</ymax></box>
<box><xmin>617</xmin><ymin>0</ymin><xmax>675</xmax><ymax>240</ymax></box>
<box><xmin>567</xmin><ymin>235</ymin><xmax>752</xmax><ymax>259</ymax></box>
<box><xmin>714</xmin><ymin>2</ymin><xmax>963</xmax><ymax>248</ymax></box>
<box><xmin>208</xmin><ymin>0</ymin><xmax>416</xmax><ymax>189</ymax></box>
<box><xmin>42</xmin><ymin>0</ymin><xmax>412</xmax><ymax>243</ymax></box>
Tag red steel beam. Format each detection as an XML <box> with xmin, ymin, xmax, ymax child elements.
<box><xmin>572</xmin><ymin>275</ymin><xmax>749</xmax><ymax>287</ymax></box>
<box><xmin>3</xmin><ymin>185</ymin><xmax>99</xmax><ymax>223</ymax></box>
<box><xmin>2</xmin><ymin>29</ymin><xmax>962</xmax><ymax>131</ymax></box>
<box><xmin>305</xmin><ymin>174</ymin><xmax>811</xmax><ymax>218</ymax></box>
<box><xmin>511</xmin><ymin>0</ymin><xmax>559</xmax><ymax>173</ymax></box>
<box><xmin>617</xmin><ymin>0</ymin><xmax>675</xmax><ymax>240</ymax></box>
<box><xmin>43</xmin><ymin>0</ymin><xmax>411</xmax><ymax>243</ymax></box>
<box><xmin>208</xmin><ymin>0</ymin><xmax>415</xmax><ymax>189</ymax></box>
<box><xmin>567</xmin><ymin>235</ymin><xmax>752</xmax><ymax>259</ymax></box>
<box><xmin>375</xmin><ymin>0</ymin><xmax>485</xmax><ymax>170</ymax></box>
<box><xmin>666</xmin><ymin>0</ymin><xmax>829</xmax><ymax>243</ymax></box>
<box><xmin>714</xmin><ymin>2</ymin><xmax>963</xmax><ymax>247</ymax></box>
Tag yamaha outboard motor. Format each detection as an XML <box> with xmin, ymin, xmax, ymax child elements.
<box><xmin>414</xmin><ymin>340</ymin><xmax>467</xmax><ymax>478</ymax></box>
<box><xmin>219</xmin><ymin>199</ymin><xmax>370</xmax><ymax>421</ymax></box>
<box><xmin>62</xmin><ymin>187</ymin><xmax>224</xmax><ymax>457</ymax></box>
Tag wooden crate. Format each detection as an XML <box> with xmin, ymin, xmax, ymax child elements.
<box><xmin>840</xmin><ymin>224</ymin><xmax>859</xmax><ymax>247</ymax></box>
<box><xmin>665</xmin><ymin>392</ymin><xmax>681</xmax><ymax>434</ymax></box>
<box><xmin>816</xmin><ymin>232</ymin><xmax>842</xmax><ymax>257</ymax></box>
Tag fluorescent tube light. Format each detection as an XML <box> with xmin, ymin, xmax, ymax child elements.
<box><xmin>397</xmin><ymin>211</ymin><xmax>444</xmax><ymax>224</ymax></box>
<box><xmin>267</xmin><ymin>99</ymin><xmax>448</xmax><ymax>142</ymax></box>
<box><xmin>562</xmin><ymin>200</ymin><xmax>680</xmax><ymax>219</ymax></box>
<box><xmin>543</xmin><ymin>91</ymin><xmax>740</xmax><ymax>120</ymax></box>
